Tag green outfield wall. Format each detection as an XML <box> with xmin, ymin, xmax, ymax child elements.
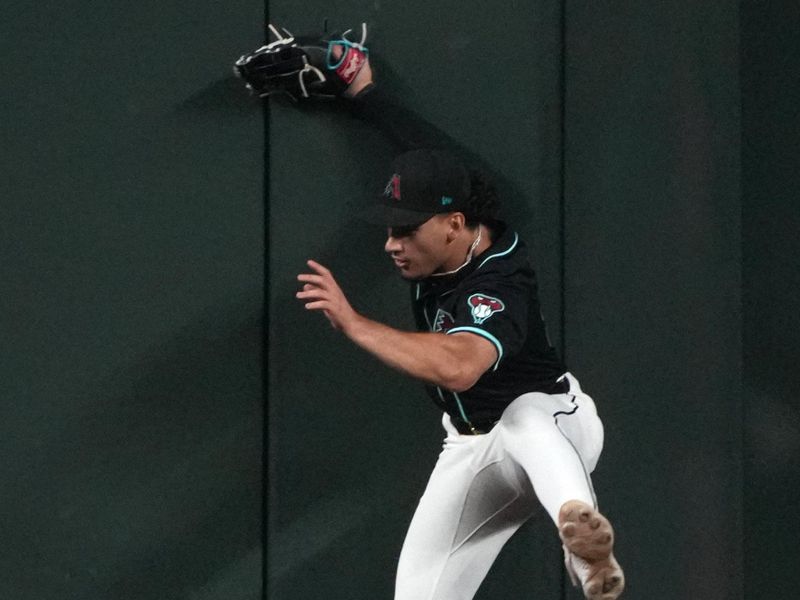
<box><xmin>2</xmin><ymin>0</ymin><xmax>798</xmax><ymax>598</ymax></box>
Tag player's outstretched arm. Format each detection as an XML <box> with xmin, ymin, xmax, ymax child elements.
<box><xmin>296</xmin><ymin>260</ymin><xmax>497</xmax><ymax>392</ymax></box>
<box><xmin>233</xmin><ymin>23</ymin><xmax>496</xmax><ymax>170</ymax></box>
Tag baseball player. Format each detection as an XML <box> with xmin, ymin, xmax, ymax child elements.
<box><xmin>236</xmin><ymin>25</ymin><xmax>625</xmax><ymax>600</ymax></box>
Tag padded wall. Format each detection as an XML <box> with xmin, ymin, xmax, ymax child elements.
<box><xmin>7</xmin><ymin>0</ymin><xmax>796</xmax><ymax>598</ymax></box>
<box><xmin>265</xmin><ymin>2</ymin><xmax>565</xmax><ymax>598</ymax></box>
<box><xmin>563</xmin><ymin>2</ymin><xmax>743</xmax><ymax>597</ymax></box>
<box><xmin>741</xmin><ymin>2</ymin><xmax>800</xmax><ymax>598</ymax></box>
<box><xmin>265</xmin><ymin>1</ymin><xmax>752</xmax><ymax>599</ymax></box>
<box><xmin>1</xmin><ymin>1</ymin><xmax>264</xmax><ymax>598</ymax></box>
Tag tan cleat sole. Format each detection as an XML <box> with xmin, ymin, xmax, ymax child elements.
<box><xmin>559</xmin><ymin>500</ymin><xmax>625</xmax><ymax>600</ymax></box>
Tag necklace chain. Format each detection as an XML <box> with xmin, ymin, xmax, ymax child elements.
<box><xmin>430</xmin><ymin>226</ymin><xmax>482</xmax><ymax>278</ymax></box>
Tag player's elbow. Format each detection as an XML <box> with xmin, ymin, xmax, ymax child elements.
<box><xmin>440</xmin><ymin>365</ymin><xmax>483</xmax><ymax>393</ymax></box>
<box><xmin>446</xmin><ymin>379</ymin><xmax>478</xmax><ymax>394</ymax></box>
<box><xmin>436</xmin><ymin>333</ymin><xmax>497</xmax><ymax>392</ymax></box>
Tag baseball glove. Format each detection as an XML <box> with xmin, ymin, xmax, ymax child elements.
<box><xmin>233</xmin><ymin>23</ymin><xmax>370</xmax><ymax>101</ymax></box>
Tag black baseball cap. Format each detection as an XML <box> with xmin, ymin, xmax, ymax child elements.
<box><xmin>370</xmin><ymin>149</ymin><xmax>472</xmax><ymax>228</ymax></box>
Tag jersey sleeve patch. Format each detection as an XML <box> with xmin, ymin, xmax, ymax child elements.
<box><xmin>467</xmin><ymin>294</ymin><xmax>505</xmax><ymax>325</ymax></box>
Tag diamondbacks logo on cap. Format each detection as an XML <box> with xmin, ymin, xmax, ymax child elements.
<box><xmin>468</xmin><ymin>294</ymin><xmax>505</xmax><ymax>325</ymax></box>
<box><xmin>432</xmin><ymin>309</ymin><xmax>455</xmax><ymax>333</ymax></box>
<box><xmin>383</xmin><ymin>174</ymin><xmax>401</xmax><ymax>201</ymax></box>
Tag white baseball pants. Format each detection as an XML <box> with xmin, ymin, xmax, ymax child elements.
<box><xmin>394</xmin><ymin>372</ymin><xmax>604</xmax><ymax>600</ymax></box>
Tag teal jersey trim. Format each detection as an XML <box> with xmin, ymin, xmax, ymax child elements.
<box><xmin>478</xmin><ymin>232</ymin><xmax>519</xmax><ymax>269</ymax></box>
<box><xmin>452</xmin><ymin>391</ymin><xmax>472</xmax><ymax>426</ymax></box>
<box><xmin>437</xmin><ymin>385</ymin><xmax>473</xmax><ymax>428</ymax></box>
<box><xmin>423</xmin><ymin>304</ymin><xmax>432</xmax><ymax>330</ymax></box>
<box><xmin>447</xmin><ymin>326</ymin><xmax>504</xmax><ymax>371</ymax></box>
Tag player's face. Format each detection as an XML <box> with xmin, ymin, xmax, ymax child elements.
<box><xmin>384</xmin><ymin>216</ymin><xmax>452</xmax><ymax>280</ymax></box>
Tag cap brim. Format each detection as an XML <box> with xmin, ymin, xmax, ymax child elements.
<box><xmin>361</xmin><ymin>202</ymin><xmax>437</xmax><ymax>228</ymax></box>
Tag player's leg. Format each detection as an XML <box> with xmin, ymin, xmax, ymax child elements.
<box><xmin>496</xmin><ymin>380</ymin><xmax>601</xmax><ymax>522</ymax></box>
<box><xmin>496</xmin><ymin>373</ymin><xmax>624</xmax><ymax>599</ymax></box>
<box><xmin>495</xmin><ymin>393</ymin><xmax>602</xmax><ymax>523</ymax></box>
<box><xmin>394</xmin><ymin>414</ymin><xmax>539</xmax><ymax>600</ymax></box>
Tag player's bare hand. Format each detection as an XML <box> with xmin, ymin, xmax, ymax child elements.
<box><xmin>296</xmin><ymin>260</ymin><xmax>359</xmax><ymax>332</ymax></box>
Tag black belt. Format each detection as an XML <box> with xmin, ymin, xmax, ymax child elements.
<box><xmin>450</xmin><ymin>376</ymin><xmax>571</xmax><ymax>436</ymax></box>
<box><xmin>451</xmin><ymin>418</ymin><xmax>496</xmax><ymax>436</ymax></box>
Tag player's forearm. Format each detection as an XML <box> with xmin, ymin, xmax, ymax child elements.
<box><xmin>349</xmin><ymin>86</ymin><xmax>459</xmax><ymax>153</ymax></box>
<box><xmin>343</xmin><ymin>313</ymin><xmax>476</xmax><ymax>392</ymax></box>
<box><xmin>349</xmin><ymin>86</ymin><xmax>505</xmax><ymax>194</ymax></box>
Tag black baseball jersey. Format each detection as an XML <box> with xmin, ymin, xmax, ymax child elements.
<box><xmin>412</xmin><ymin>222</ymin><xmax>566</xmax><ymax>430</ymax></box>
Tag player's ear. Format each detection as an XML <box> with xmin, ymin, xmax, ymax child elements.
<box><xmin>446</xmin><ymin>212</ymin><xmax>466</xmax><ymax>237</ymax></box>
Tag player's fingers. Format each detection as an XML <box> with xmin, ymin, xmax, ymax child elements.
<box><xmin>297</xmin><ymin>273</ymin><xmax>326</xmax><ymax>286</ymax></box>
<box><xmin>296</xmin><ymin>289</ymin><xmax>326</xmax><ymax>300</ymax></box>
<box><xmin>306</xmin><ymin>259</ymin><xmax>331</xmax><ymax>276</ymax></box>
<box><xmin>303</xmin><ymin>300</ymin><xmax>330</xmax><ymax>311</ymax></box>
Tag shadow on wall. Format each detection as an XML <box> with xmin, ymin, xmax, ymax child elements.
<box><xmin>259</xmin><ymin>68</ymin><xmax>554</xmax><ymax>598</ymax></box>
<box><xmin>5</xmin><ymin>295</ymin><xmax>263</xmax><ymax>600</ymax></box>
<box><xmin>178</xmin><ymin>77</ymin><xmax>264</xmax><ymax>120</ymax></box>
<box><xmin>159</xmin><ymin>64</ymin><xmax>554</xmax><ymax>598</ymax></box>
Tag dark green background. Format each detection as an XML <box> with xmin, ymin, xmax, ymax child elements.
<box><xmin>2</xmin><ymin>0</ymin><xmax>264</xmax><ymax>598</ymax></box>
<box><xmin>2</xmin><ymin>0</ymin><xmax>798</xmax><ymax>598</ymax></box>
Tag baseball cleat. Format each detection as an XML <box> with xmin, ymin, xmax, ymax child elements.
<box><xmin>558</xmin><ymin>500</ymin><xmax>625</xmax><ymax>600</ymax></box>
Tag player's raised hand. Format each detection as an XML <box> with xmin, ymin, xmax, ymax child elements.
<box><xmin>233</xmin><ymin>23</ymin><xmax>373</xmax><ymax>101</ymax></box>
<box><xmin>296</xmin><ymin>260</ymin><xmax>359</xmax><ymax>331</ymax></box>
